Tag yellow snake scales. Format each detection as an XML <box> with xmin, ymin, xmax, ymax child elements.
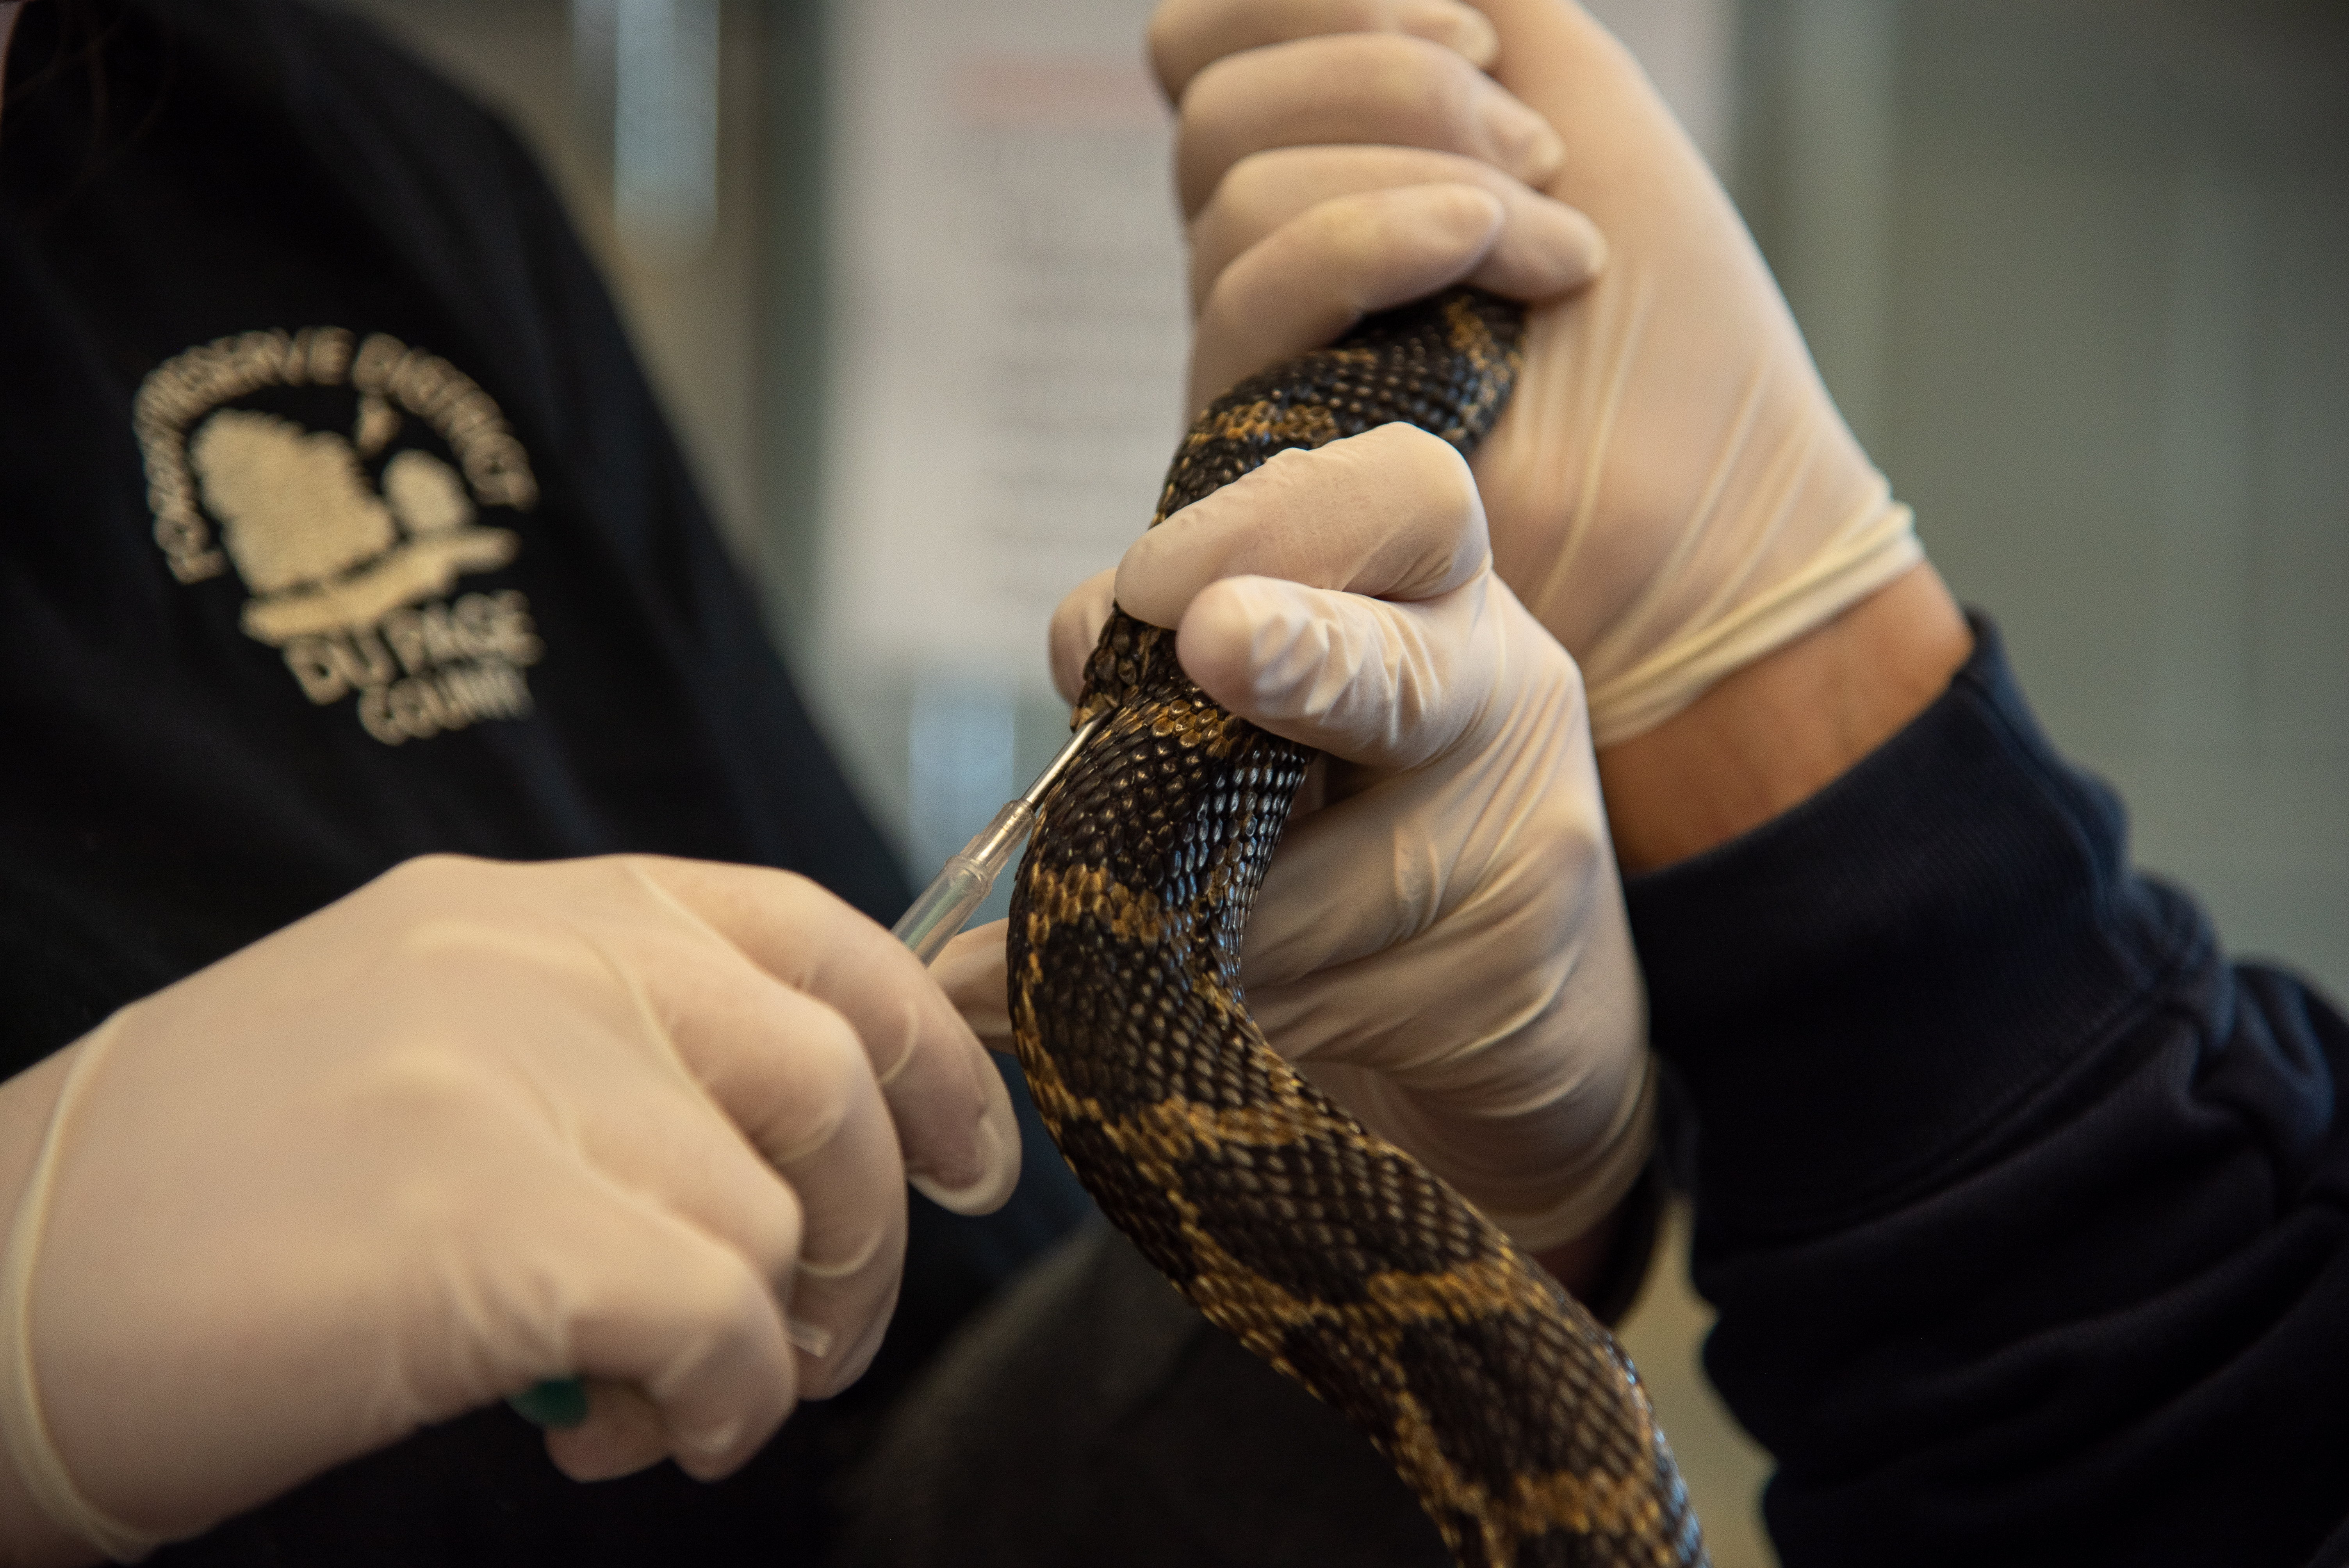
<box><xmin>1007</xmin><ymin>286</ymin><xmax>1708</xmax><ymax>1568</ymax></box>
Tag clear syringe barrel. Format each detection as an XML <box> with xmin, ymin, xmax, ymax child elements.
<box><xmin>890</xmin><ymin>799</ymin><xmax>1038</xmax><ymax>965</ymax></box>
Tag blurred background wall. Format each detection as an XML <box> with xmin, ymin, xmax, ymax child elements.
<box><xmin>1742</xmin><ymin>0</ymin><xmax>2349</xmax><ymax>1003</ymax></box>
<box><xmin>333</xmin><ymin>3</ymin><xmax>2349</xmax><ymax>1563</ymax></box>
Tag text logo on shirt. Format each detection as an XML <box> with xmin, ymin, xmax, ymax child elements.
<box><xmin>133</xmin><ymin>326</ymin><xmax>544</xmax><ymax>746</ymax></box>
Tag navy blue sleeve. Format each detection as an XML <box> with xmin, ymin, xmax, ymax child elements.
<box><xmin>1624</xmin><ymin>617</ymin><xmax>2349</xmax><ymax>1568</ymax></box>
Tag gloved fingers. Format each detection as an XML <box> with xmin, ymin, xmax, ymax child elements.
<box><xmin>521</xmin><ymin>1183</ymin><xmax>800</xmax><ymax>1484</ymax></box>
<box><xmin>1477</xmin><ymin>0</ymin><xmax>1715</xmax><ymax>211</ymax></box>
<box><xmin>1235</xmin><ymin>619</ymin><xmax>1591</xmax><ymax>981</ymax></box>
<box><xmin>522</xmin><ymin>955</ymin><xmax>811</xmax><ymax>1279</ymax></box>
<box><xmin>1050</xmin><ymin>568</ymin><xmax>1118</xmax><ymax>704</ymax></box>
<box><xmin>635</xmin><ymin>961</ymin><xmax>909</xmax><ymax>1400</ymax></box>
<box><xmin>1149</xmin><ymin>0</ymin><xmax>1497</xmax><ymax>103</ymax></box>
<box><xmin>1175</xmin><ymin>33</ymin><xmax>1562</xmax><ymax>215</ymax></box>
<box><xmin>627</xmin><ymin>858</ymin><xmax>1019</xmax><ymax>1217</ymax></box>
<box><xmin>1119</xmin><ymin>424</ymin><xmax>1487</xmax><ymax>629</ymax></box>
<box><xmin>1238</xmin><ymin>762</ymin><xmax>1453</xmax><ymax>988</ymax></box>
<box><xmin>1176</xmin><ymin>571</ymin><xmax>1499</xmax><ymax>771</ymax></box>
<box><xmin>1190</xmin><ymin>144</ymin><xmax>1602</xmax><ymax>315</ymax></box>
<box><xmin>543</xmin><ymin>1384</ymin><xmax>670</xmax><ymax>1484</ymax></box>
<box><xmin>458</xmin><ymin>923</ymin><xmax>899</xmax><ymax>1405</ymax></box>
<box><xmin>934</xmin><ymin>921</ymin><xmax>1014</xmax><ymax>1053</ymax></box>
<box><xmin>1188</xmin><ymin>184</ymin><xmax>1506</xmax><ymax>414</ymax></box>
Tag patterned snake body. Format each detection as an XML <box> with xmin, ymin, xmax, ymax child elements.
<box><xmin>1007</xmin><ymin>288</ymin><xmax>1706</xmax><ymax>1568</ymax></box>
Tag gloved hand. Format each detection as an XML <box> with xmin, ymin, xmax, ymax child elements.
<box><xmin>0</xmin><ymin>855</ymin><xmax>1017</xmax><ymax>1562</ymax></box>
<box><xmin>941</xmin><ymin>424</ymin><xmax>1652</xmax><ymax>1255</ymax></box>
<box><xmin>1155</xmin><ymin>0</ymin><xmax>1925</xmax><ymax>743</ymax></box>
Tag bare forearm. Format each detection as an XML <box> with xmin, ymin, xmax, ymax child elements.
<box><xmin>1598</xmin><ymin>565</ymin><xmax>1974</xmax><ymax>874</ymax></box>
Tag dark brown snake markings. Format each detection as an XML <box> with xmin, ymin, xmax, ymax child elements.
<box><xmin>1009</xmin><ymin>287</ymin><xmax>1707</xmax><ymax>1568</ymax></box>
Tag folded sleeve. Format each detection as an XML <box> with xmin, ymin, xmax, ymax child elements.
<box><xmin>1624</xmin><ymin>616</ymin><xmax>2349</xmax><ymax>1568</ymax></box>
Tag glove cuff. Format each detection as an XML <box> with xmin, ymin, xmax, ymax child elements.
<box><xmin>1583</xmin><ymin>488</ymin><xmax>1924</xmax><ymax>746</ymax></box>
<box><xmin>1</xmin><ymin>1015</ymin><xmax>166</xmax><ymax>1564</ymax></box>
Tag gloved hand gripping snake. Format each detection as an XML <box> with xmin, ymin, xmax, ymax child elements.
<box><xmin>1007</xmin><ymin>287</ymin><xmax>1706</xmax><ymax>1568</ymax></box>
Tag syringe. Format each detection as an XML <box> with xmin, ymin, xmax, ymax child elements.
<box><xmin>891</xmin><ymin>715</ymin><xmax>1104</xmax><ymax>964</ymax></box>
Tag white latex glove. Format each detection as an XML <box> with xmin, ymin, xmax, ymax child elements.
<box><xmin>1156</xmin><ymin>0</ymin><xmax>1924</xmax><ymax>742</ymax></box>
<box><xmin>0</xmin><ymin>855</ymin><xmax>1017</xmax><ymax>1563</ymax></box>
<box><xmin>941</xmin><ymin>424</ymin><xmax>1652</xmax><ymax>1254</ymax></box>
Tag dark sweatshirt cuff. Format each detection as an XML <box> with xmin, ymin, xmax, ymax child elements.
<box><xmin>1623</xmin><ymin>615</ymin><xmax>2199</xmax><ymax>1238</ymax></box>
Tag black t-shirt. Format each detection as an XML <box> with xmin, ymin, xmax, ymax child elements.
<box><xmin>0</xmin><ymin>3</ymin><xmax>1085</xmax><ymax>1559</ymax></box>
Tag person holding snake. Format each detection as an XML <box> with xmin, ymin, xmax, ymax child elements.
<box><xmin>869</xmin><ymin>2</ymin><xmax>2349</xmax><ymax>1566</ymax></box>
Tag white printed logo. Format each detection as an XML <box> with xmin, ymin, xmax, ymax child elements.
<box><xmin>135</xmin><ymin>327</ymin><xmax>545</xmax><ymax>745</ymax></box>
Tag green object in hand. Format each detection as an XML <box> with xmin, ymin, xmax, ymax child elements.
<box><xmin>507</xmin><ymin>1377</ymin><xmax>590</xmax><ymax>1428</ymax></box>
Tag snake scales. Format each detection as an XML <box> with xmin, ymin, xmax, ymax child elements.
<box><xmin>1007</xmin><ymin>286</ymin><xmax>1705</xmax><ymax>1568</ymax></box>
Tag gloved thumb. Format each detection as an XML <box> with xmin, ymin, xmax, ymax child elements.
<box><xmin>1082</xmin><ymin>422</ymin><xmax>1505</xmax><ymax>767</ymax></box>
<box><xmin>1174</xmin><ymin>569</ymin><xmax>1499</xmax><ymax>771</ymax></box>
<box><xmin>1115</xmin><ymin>424</ymin><xmax>1486</xmax><ymax>631</ymax></box>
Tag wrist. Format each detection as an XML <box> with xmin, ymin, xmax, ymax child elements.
<box><xmin>1597</xmin><ymin>564</ymin><xmax>1972</xmax><ymax>873</ymax></box>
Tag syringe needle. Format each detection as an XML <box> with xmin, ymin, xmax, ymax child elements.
<box><xmin>890</xmin><ymin>716</ymin><xmax>1104</xmax><ymax>965</ymax></box>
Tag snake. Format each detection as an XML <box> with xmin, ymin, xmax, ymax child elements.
<box><xmin>1006</xmin><ymin>286</ymin><xmax>1707</xmax><ymax>1568</ymax></box>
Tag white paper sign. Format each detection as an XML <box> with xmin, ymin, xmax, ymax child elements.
<box><xmin>821</xmin><ymin>0</ymin><xmax>1184</xmax><ymax>681</ymax></box>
